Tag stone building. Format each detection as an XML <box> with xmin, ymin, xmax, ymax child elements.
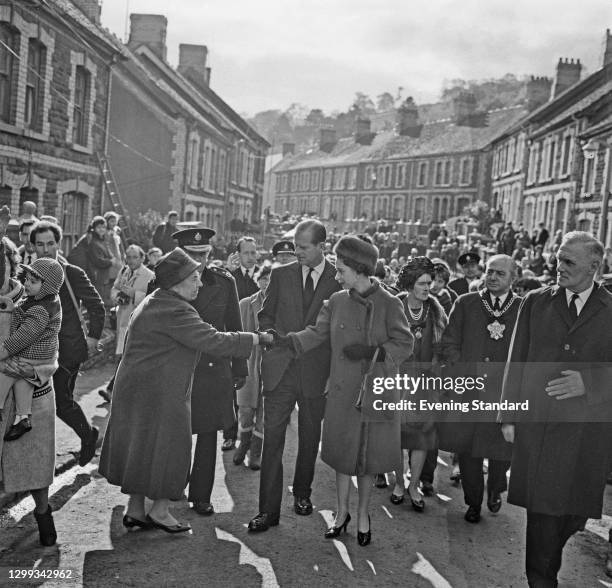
<box><xmin>272</xmin><ymin>95</ymin><xmax>526</xmax><ymax>228</ymax></box>
<box><xmin>0</xmin><ymin>0</ymin><xmax>120</xmax><ymax>251</ymax></box>
<box><xmin>109</xmin><ymin>14</ymin><xmax>269</xmax><ymax>233</ymax></box>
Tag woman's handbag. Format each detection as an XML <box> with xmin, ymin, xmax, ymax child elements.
<box><xmin>355</xmin><ymin>347</ymin><xmax>380</xmax><ymax>410</ymax></box>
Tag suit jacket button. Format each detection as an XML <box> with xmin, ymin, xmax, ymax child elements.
<box><xmin>563</xmin><ymin>344</ymin><xmax>570</xmax><ymax>351</ymax></box>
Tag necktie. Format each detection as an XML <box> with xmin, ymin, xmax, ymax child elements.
<box><xmin>303</xmin><ymin>268</ymin><xmax>315</xmax><ymax>315</ymax></box>
<box><xmin>568</xmin><ymin>293</ymin><xmax>579</xmax><ymax>322</ymax></box>
<box><xmin>492</xmin><ymin>297</ymin><xmax>501</xmax><ymax>312</ymax></box>
<box><xmin>26</xmin><ymin>254</ymin><xmax>31</xmax><ymax>265</ymax></box>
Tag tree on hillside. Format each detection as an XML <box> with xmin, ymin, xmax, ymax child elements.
<box><xmin>376</xmin><ymin>92</ymin><xmax>395</xmax><ymax>112</ymax></box>
<box><xmin>305</xmin><ymin>108</ymin><xmax>325</xmax><ymax>126</ymax></box>
<box><xmin>284</xmin><ymin>103</ymin><xmax>310</xmax><ymax>126</ymax></box>
<box><xmin>352</xmin><ymin>92</ymin><xmax>376</xmax><ymax>115</ymax></box>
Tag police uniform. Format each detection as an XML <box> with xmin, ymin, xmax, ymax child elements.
<box><xmin>172</xmin><ymin>228</ymin><xmax>248</xmax><ymax>515</ymax></box>
<box><xmin>272</xmin><ymin>240</ymin><xmax>296</xmax><ymax>265</ymax></box>
<box><xmin>448</xmin><ymin>252</ymin><xmax>481</xmax><ymax>297</ymax></box>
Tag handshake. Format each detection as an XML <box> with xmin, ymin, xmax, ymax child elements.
<box><xmin>255</xmin><ymin>330</ymin><xmax>293</xmax><ymax>350</ymax></box>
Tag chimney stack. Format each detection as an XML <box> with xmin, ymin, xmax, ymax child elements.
<box><xmin>355</xmin><ymin>118</ymin><xmax>375</xmax><ymax>145</ymax></box>
<box><xmin>128</xmin><ymin>14</ymin><xmax>168</xmax><ymax>61</ymax></box>
<box><xmin>178</xmin><ymin>44</ymin><xmax>209</xmax><ymax>87</ymax></box>
<box><xmin>551</xmin><ymin>58</ymin><xmax>582</xmax><ymax>98</ymax></box>
<box><xmin>71</xmin><ymin>0</ymin><xmax>101</xmax><ymax>24</ymax></box>
<box><xmin>526</xmin><ymin>76</ymin><xmax>553</xmax><ymax>111</ymax></box>
<box><xmin>397</xmin><ymin>97</ymin><xmax>421</xmax><ymax>137</ymax></box>
<box><xmin>282</xmin><ymin>142</ymin><xmax>295</xmax><ymax>157</ymax></box>
<box><xmin>603</xmin><ymin>29</ymin><xmax>612</xmax><ymax>67</ymax></box>
<box><xmin>452</xmin><ymin>91</ymin><xmax>477</xmax><ymax>125</ymax></box>
<box><xmin>319</xmin><ymin>128</ymin><xmax>337</xmax><ymax>153</ymax></box>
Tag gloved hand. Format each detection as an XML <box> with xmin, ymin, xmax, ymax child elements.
<box><xmin>267</xmin><ymin>329</ymin><xmax>293</xmax><ymax>349</ymax></box>
<box><xmin>233</xmin><ymin>376</ymin><xmax>246</xmax><ymax>390</ymax></box>
<box><xmin>342</xmin><ymin>344</ymin><xmax>386</xmax><ymax>361</ymax></box>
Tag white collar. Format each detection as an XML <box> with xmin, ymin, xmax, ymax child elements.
<box><xmin>489</xmin><ymin>291</ymin><xmax>510</xmax><ymax>306</ymax></box>
<box><xmin>302</xmin><ymin>258</ymin><xmax>326</xmax><ymax>276</ymax></box>
<box><xmin>565</xmin><ymin>282</ymin><xmax>594</xmax><ymax>305</ymax></box>
<box><xmin>241</xmin><ymin>265</ymin><xmax>254</xmax><ymax>277</ymax></box>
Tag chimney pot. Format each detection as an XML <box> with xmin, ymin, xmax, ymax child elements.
<box><xmin>71</xmin><ymin>0</ymin><xmax>101</xmax><ymax>24</ymax></box>
<box><xmin>526</xmin><ymin>76</ymin><xmax>553</xmax><ymax>111</ymax></box>
<box><xmin>397</xmin><ymin>97</ymin><xmax>421</xmax><ymax>137</ymax></box>
<box><xmin>452</xmin><ymin>91</ymin><xmax>477</xmax><ymax>125</ymax></box>
<box><xmin>551</xmin><ymin>56</ymin><xmax>582</xmax><ymax>98</ymax></box>
<box><xmin>128</xmin><ymin>14</ymin><xmax>168</xmax><ymax>61</ymax></box>
<box><xmin>604</xmin><ymin>28</ymin><xmax>612</xmax><ymax>67</ymax></box>
<box><xmin>178</xmin><ymin>44</ymin><xmax>209</xmax><ymax>87</ymax></box>
<box><xmin>282</xmin><ymin>143</ymin><xmax>295</xmax><ymax>157</ymax></box>
<box><xmin>319</xmin><ymin>128</ymin><xmax>337</xmax><ymax>153</ymax></box>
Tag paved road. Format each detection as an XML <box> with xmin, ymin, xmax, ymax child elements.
<box><xmin>0</xmin><ymin>365</ymin><xmax>610</xmax><ymax>587</ymax></box>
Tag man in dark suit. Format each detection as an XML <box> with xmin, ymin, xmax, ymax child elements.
<box><xmin>500</xmin><ymin>231</ymin><xmax>612</xmax><ymax>587</ymax></box>
<box><xmin>440</xmin><ymin>254</ymin><xmax>519</xmax><ymax>523</ymax></box>
<box><xmin>448</xmin><ymin>252</ymin><xmax>480</xmax><ymax>297</ymax></box>
<box><xmin>152</xmin><ymin>211</ymin><xmax>179</xmax><ymax>253</ymax></box>
<box><xmin>231</xmin><ymin>237</ymin><xmax>260</xmax><ymax>300</ymax></box>
<box><xmin>532</xmin><ymin>222</ymin><xmax>550</xmax><ymax>249</ymax></box>
<box><xmin>172</xmin><ymin>228</ymin><xmax>248</xmax><ymax>516</ymax></box>
<box><xmin>31</xmin><ymin>221</ymin><xmax>106</xmax><ymax>466</ymax></box>
<box><xmin>248</xmin><ymin>219</ymin><xmax>341</xmax><ymax>532</ymax></box>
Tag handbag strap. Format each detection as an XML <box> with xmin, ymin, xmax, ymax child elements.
<box><xmin>64</xmin><ymin>270</ymin><xmax>88</xmax><ymax>337</ymax></box>
<box><xmin>365</xmin><ymin>346</ymin><xmax>380</xmax><ymax>373</ymax></box>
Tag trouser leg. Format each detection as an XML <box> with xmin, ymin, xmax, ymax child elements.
<box><xmin>188</xmin><ymin>431</ymin><xmax>217</xmax><ymax>503</ymax></box>
<box><xmin>0</xmin><ymin>372</ymin><xmax>16</xmax><ymax>410</ymax></box>
<box><xmin>487</xmin><ymin>459</ymin><xmax>510</xmax><ymax>495</ymax></box>
<box><xmin>12</xmin><ymin>379</ymin><xmax>34</xmax><ymax>415</ymax></box>
<box><xmin>258</xmin><ymin>381</ymin><xmax>297</xmax><ymax>514</ymax></box>
<box><xmin>292</xmin><ymin>394</ymin><xmax>325</xmax><ymax>500</ymax></box>
<box><xmin>420</xmin><ymin>450</ymin><xmax>438</xmax><ymax>484</ymax></box>
<box><xmin>223</xmin><ymin>388</ymin><xmax>238</xmax><ymax>440</ymax></box>
<box><xmin>53</xmin><ymin>363</ymin><xmax>92</xmax><ymax>441</ymax></box>
<box><xmin>458</xmin><ymin>454</ymin><xmax>484</xmax><ymax>508</ymax></box>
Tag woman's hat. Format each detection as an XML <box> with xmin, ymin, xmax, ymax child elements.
<box><xmin>155</xmin><ymin>248</ymin><xmax>201</xmax><ymax>289</ymax></box>
<box><xmin>334</xmin><ymin>235</ymin><xmax>379</xmax><ymax>274</ymax></box>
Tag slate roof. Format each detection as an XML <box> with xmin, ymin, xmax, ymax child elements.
<box><xmin>276</xmin><ymin>105</ymin><xmax>528</xmax><ymax>172</ymax></box>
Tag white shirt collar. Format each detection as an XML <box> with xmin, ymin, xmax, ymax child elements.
<box><xmin>565</xmin><ymin>282</ymin><xmax>594</xmax><ymax>307</ymax></box>
<box><xmin>241</xmin><ymin>265</ymin><xmax>254</xmax><ymax>278</ymax></box>
<box><xmin>487</xmin><ymin>290</ymin><xmax>510</xmax><ymax>307</ymax></box>
<box><xmin>302</xmin><ymin>258</ymin><xmax>326</xmax><ymax>277</ymax></box>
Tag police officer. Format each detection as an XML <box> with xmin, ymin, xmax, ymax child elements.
<box><xmin>448</xmin><ymin>252</ymin><xmax>481</xmax><ymax>297</ymax></box>
<box><xmin>272</xmin><ymin>240</ymin><xmax>296</xmax><ymax>266</ymax></box>
<box><xmin>172</xmin><ymin>227</ymin><xmax>248</xmax><ymax>516</ymax></box>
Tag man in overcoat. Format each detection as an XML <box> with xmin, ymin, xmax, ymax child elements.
<box><xmin>172</xmin><ymin>228</ymin><xmax>248</xmax><ymax>516</ymax></box>
<box><xmin>440</xmin><ymin>254</ymin><xmax>518</xmax><ymax>523</ymax></box>
<box><xmin>248</xmin><ymin>219</ymin><xmax>341</xmax><ymax>532</ymax></box>
<box><xmin>231</xmin><ymin>237</ymin><xmax>260</xmax><ymax>301</ymax></box>
<box><xmin>500</xmin><ymin>231</ymin><xmax>612</xmax><ymax>587</ymax></box>
<box><xmin>448</xmin><ymin>252</ymin><xmax>480</xmax><ymax>297</ymax></box>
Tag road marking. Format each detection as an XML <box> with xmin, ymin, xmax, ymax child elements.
<box><xmin>366</xmin><ymin>560</ymin><xmax>377</xmax><ymax>575</ymax></box>
<box><xmin>351</xmin><ymin>476</ymin><xmax>358</xmax><ymax>489</ymax></box>
<box><xmin>215</xmin><ymin>528</ymin><xmax>279</xmax><ymax>587</ymax></box>
<box><xmin>381</xmin><ymin>505</ymin><xmax>393</xmax><ymax>519</ymax></box>
<box><xmin>436</xmin><ymin>494</ymin><xmax>452</xmax><ymax>502</ymax></box>
<box><xmin>6</xmin><ymin>463</ymin><xmax>97</xmax><ymax>523</ymax></box>
<box><xmin>332</xmin><ymin>539</ymin><xmax>354</xmax><ymax>571</ymax></box>
<box><xmin>411</xmin><ymin>552</ymin><xmax>452</xmax><ymax>588</ymax></box>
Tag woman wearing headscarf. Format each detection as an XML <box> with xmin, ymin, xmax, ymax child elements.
<box><xmin>275</xmin><ymin>235</ymin><xmax>413</xmax><ymax>546</ymax></box>
<box><xmin>390</xmin><ymin>257</ymin><xmax>447</xmax><ymax>512</ymax></box>
<box><xmin>99</xmin><ymin>248</ymin><xmax>272</xmax><ymax>533</ymax></box>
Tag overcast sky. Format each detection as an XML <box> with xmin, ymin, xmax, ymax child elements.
<box><xmin>101</xmin><ymin>0</ymin><xmax>611</xmax><ymax>116</ymax></box>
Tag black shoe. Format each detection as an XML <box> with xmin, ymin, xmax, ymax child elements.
<box><xmin>192</xmin><ymin>501</ymin><xmax>214</xmax><ymax>516</ymax></box>
<box><xmin>122</xmin><ymin>514</ymin><xmax>153</xmax><ymax>529</ymax></box>
<box><xmin>408</xmin><ymin>489</ymin><xmax>424</xmax><ymax>512</ymax></box>
<box><xmin>374</xmin><ymin>474</ymin><xmax>388</xmax><ymax>488</ymax></box>
<box><xmin>145</xmin><ymin>515</ymin><xmax>191</xmax><ymax>534</ymax></box>
<box><xmin>389</xmin><ymin>492</ymin><xmax>404</xmax><ymax>505</ymax></box>
<box><xmin>487</xmin><ymin>492</ymin><xmax>502</xmax><ymax>513</ymax></box>
<box><xmin>464</xmin><ymin>505</ymin><xmax>481</xmax><ymax>523</ymax></box>
<box><xmin>79</xmin><ymin>426</ymin><xmax>99</xmax><ymax>467</ymax></box>
<box><xmin>324</xmin><ymin>513</ymin><xmax>351</xmax><ymax>538</ymax></box>
<box><xmin>221</xmin><ymin>439</ymin><xmax>235</xmax><ymax>451</ymax></box>
<box><xmin>248</xmin><ymin>512</ymin><xmax>280</xmax><ymax>533</ymax></box>
<box><xmin>421</xmin><ymin>481</ymin><xmax>435</xmax><ymax>497</ymax></box>
<box><xmin>357</xmin><ymin>515</ymin><xmax>371</xmax><ymax>546</ymax></box>
<box><xmin>294</xmin><ymin>496</ymin><xmax>313</xmax><ymax>516</ymax></box>
<box><xmin>34</xmin><ymin>505</ymin><xmax>57</xmax><ymax>546</ymax></box>
<box><xmin>4</xmin><ymin>417</ymin><xmax>32</xmax><ymax>441</ymax></box>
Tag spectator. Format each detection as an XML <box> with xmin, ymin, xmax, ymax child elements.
<box><xmin>145</xmin><ymin>247</ymin><xmax>162</xmax><ymax>270</ymax></box>
<box><xmin>532</xmin><ymin>222</ymin><xmax>550</xmax><ymax>249</ymax></box>
<box><xmin>17</xmin><ymin>220</ymin><xmax>37</xmax><ymax>265</ymax></box>
<box><xmin>104</xmin><ymin>212</ymin><xmax>125</xmax><ymax>285</ymax></box>
<box><xmin>230</xmin><ymin>237</ymin><xmax>259</xmax><ymax>301</ymax></box>
<box><xmin>152</xmin><ymin>211</ymin><xmax>179</xmax><ymax>253</ymax></box>
<box><xmin>87</xmin><ymin>216</ymin><xmax>113</xmax><ymax>306</ymax></box>
<box><xmin>19</xmin><ymin>201</ymin><xmax>38</xmax><ymax>224</ymax></box>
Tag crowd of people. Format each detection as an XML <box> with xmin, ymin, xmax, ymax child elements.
<box><xmin>0</xmin><ymin>202</ymin><xmax>610</xmax><ymax>586</ymax></box>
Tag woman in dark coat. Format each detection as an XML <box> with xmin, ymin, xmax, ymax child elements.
<box><xmin>391</xmin><ymin>257</ymin><xmax>447</xmax><ymax>512</ymax></box>
<box><xmin>281</xmin><ymin>236</ymin><xmax>413</xmax><ymax>546</ymax></box>
<box><xmin>99</xmin><ymin>248</ymin><xmax>270</xmax><ymax>533</ymax></box>
<box><xmin>86</xmin><ymin>216</ymin><xmax>113</xmax><ymax>305</ymax></box>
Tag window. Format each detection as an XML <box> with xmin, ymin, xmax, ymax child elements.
<box><xmin>434</xmin><ymin>161</ymin><xmax>444</xmax><ymax>185</ymax></box>
<box><xmin>417</xmin><ymin>162</ymin><xmax>428</xmax><ymax>187</ymax></box>
<box><xmin>204</xmin><ymin>145</ymin><xmax>212</xmax><ymax>189</ymax></box>
<box><xmin>414</xmin><ymin>197</ymin><xmax>425</xmax><ymax>221</ymax></box>
<box><xmin>291</xmin><ymin>172</ymin><xmax>299</xmax><ymax>192</ymax></box>
<box><xmin>384</xmin><ymin>165</ymin><xmax>391</xmax><ymax>188</ymax></box>
<box><xmin>547</xmin><ymin>138</ymin><xmax>556</xmax><ymax>179</ymax></box>
<box><xmin>443</xmin><ymin>160</ymin><xmax>452</xmax><ymax>185</ymax></box>
<box><xmin>62</xmin><ymin>192</ymin><xmax>88</xmax><ymax>253</ymax></box>
<box><xmin>348</xmin><ymin>167</ymin><xmax>357</xmax><ymax>190</ymax></box>
<box><xmin>72</xmin><ymin>66</ymin><xmax>90</xmax><ymax>145</ymax></box>
<box><xmin>210</xmin><ymin>148</ymin><xmax>217</xmax><ymax>192</ymax></box>
<box><xmin>188</xmin><ymin>135</ymin><xmax>200</xmax><ymax>188</ymax></box>
<box><xmin>507</xmin><ymin>140</ymin><xmax>516</xmax><ymax>173</ymax></box>
<box><xmin>364</xmin><ymin>165</ymin><xmax>375</xmax><ymax>189</ymax></box>
<box><xmin>392</xmin><ymin>196</ymin><xmax>403</xmax><ymax>219</ymax></box>
<box><xmin>25</xmin><ymin>40</ymin><xmax>45</xmax><ymax>131</ymax></box>
<box><xmin>515</xmin><ymin>136</ymin><xmax>525</xmax><ymax>172</ymax></box>
<box><xmin>218</xmin><ymin>151</ymin><xmax>226</xmax><ymax>194</ymax></box>
<box><xmin>311</xmin><ymin>170</ymin><xmax>320</xmax><ymax>191</ymax></box>
<box><xmin>0</xmin><ymin>24</ymin><xmax>16</xmax><ymax>123</ymax></box>
<box><xmin>582</xmin><ymin>153</ymin><xmax>597</xmax><ymax>195</ymax></box>
<box><xmin>561</xmin><ymin>135</ymin><xmax>573</xmax><ymax>177</ymax></box>
<box><xmin>456</xmin><ymin>197</ymin><xmax>471</xmax><ymax>216</ymax></box>
<box><xmin>527</xmin><ymin>143</ymin><xmax>540</xmax><ymax>184</ymax></box>
<box><xmin>281</xmin><ymin>174</ymin><xmax>288</xmax><ymax>193</ymax></box>
<box><xmin>323</xmin><ymin>169</ymin><xmax>332</xmax><ymax>191</ymax></box>
<box><xmin>396</xmin><ymin>164</ymin><xmax>406</xmax><ymax>188</ymax></box>
<box><xmin>334</xmin><ymin>168</ymin><xmax>346</xmax><ymax>190</ymax></box>
<box><xmin>432</xmin><ymin>198</ymin><xmax>440</xmax><ymax>222</ymax></box>
<box><xmin>460</xmin><ymin>157</ymin><xmax>473</xmax><ymax>185</ymax></box>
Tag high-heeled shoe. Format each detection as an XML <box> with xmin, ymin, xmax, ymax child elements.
<box><xmin>389</xmin><ymin>492</ymin><xmax>404</xmax><ymax>505</ymax></box>
<box><xmin>409</xmin><ymin>490</ymin><xmax>425</xmax><ymax>512</ymax></box>
<box><xmin>324</xmin><ymin>513</ymin><xmax>351</xmax><ymax>538</ymax></box>
<box><xmin>122</xmin><ymin>514</ymin><xmax>152</xmax><ymax>529</ymax></box>
<box><xmin>357</xmin><ymin>515</ymin><xmax>371</xmax><ymax>546</ymax></box>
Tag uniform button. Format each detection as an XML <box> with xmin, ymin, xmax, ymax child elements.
<box><xmin>484</xmin><ymin>357</ymin><xmax>490</xmax><ymax>362</ymax></box>
<box><xmin>208</xmin><ymin>362</ymin><xmax>214</xmax><ymax>367</ymax></box>
<box><xmin>340</xmin><ymin>323</ymin><xmax>345</xmax><ymax>329</ymax></box>
<box><xmin>563</xmin><ymin>344</ymin><xmax>570</xmax><ymax>351</ymax></box>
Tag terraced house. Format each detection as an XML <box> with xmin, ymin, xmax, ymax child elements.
<box><xmin>271</xmin><ymin>95</ymin><xmax>527</xmax><ymax>229</ymax></box>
